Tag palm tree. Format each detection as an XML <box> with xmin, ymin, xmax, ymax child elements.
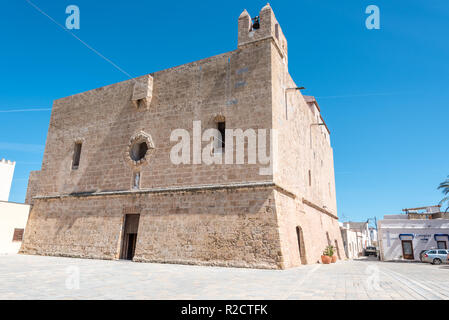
<box><xmin>438</xmin><ymin>176</ymin><xmax>449</xmax><ymax>212</ymax></box>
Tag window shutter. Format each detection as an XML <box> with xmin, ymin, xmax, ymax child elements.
<box><xmin>12</xmin><ymin>228</ymin><xmax>24</xmax><ymax>241</ymax></box>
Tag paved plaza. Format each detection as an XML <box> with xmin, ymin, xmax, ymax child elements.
<box><xmin>1</xmin><ymin>254</ymin><xmax>449</xmax><ymax>299</ymax></box>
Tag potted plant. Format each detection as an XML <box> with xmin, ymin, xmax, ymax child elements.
<box><xmin>327</xmin><ymin>245</ymin><xmax>337</xmax><ymax>263</ymax></box>
<box><xmin>321</xmin><ymin>245</ymin><xmax>334</xmax><ymax>264</ymax></box>
<box><xmin>331</xmin><ymin>254</ymin><xmax>337</xmax><ymax>263</ymax></box>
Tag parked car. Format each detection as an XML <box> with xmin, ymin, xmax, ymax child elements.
<box><xmin>419</xmin><ymin>250</ymin><xmax>428</xmax><ymax>261</ymax></box>
<box><xmin>364</xmin><ymin>246</ymin><xmax>378</xmax><ymax>257</ymax></box>
<box><xmin>421</xmin><ymin>249</ymin><xmax>449</xmax><ymax>265</ymax></box>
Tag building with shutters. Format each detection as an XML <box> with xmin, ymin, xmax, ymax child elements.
<box><xmin>20</xmin><ymin>5</ymin><xmax>345</xmax><ymax>269</ymax></box>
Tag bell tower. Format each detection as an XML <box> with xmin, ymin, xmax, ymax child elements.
<box><xmin>237</xmin><ymin>4</ymin><xmax>288</xmax><ymax>65</ymax></box>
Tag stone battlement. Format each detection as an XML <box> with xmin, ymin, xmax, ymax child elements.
<box><xmin>0</xmin><ymin>158</ymin><xmax>15</xmax><ymax>201</ymax></box>
<box><xmin>0</xmin><ymin>158</ymin><xmax>16</xmax><ymax>166</ymax></box>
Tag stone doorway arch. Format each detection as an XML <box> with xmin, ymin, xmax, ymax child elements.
<box><xmin>296</xmin><ymin>226</ymin><xmax>307</xmax><ymax>265</ymax></box>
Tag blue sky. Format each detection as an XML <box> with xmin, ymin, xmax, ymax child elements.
<box><xmin>0</xmin><ymin>0</ymin><xmax>448</xmax><ymax>223</ymax></box>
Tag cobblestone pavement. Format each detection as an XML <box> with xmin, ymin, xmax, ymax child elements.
<box><xmin>1</xmin><ymin>254</ymin><xmax>449</xmax><ymax>299</ymax></box>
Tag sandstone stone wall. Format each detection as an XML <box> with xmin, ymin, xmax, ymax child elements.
<box><xmin>21</xmin><ymin>4</ymin><xmax>345</xmax><ymax>269</ymax></box>
<box><xmin>24</xmin><ymin>170</ymin><xmax>40</xmax><ymax>205</ymax></box>
<box><xmin>268</xmin><ymin>6</ymin><xmax>345</xmax><ymax>264</ymax></box>
<box><xmin>274</xmin><ymin>191</ymin><xmax>345</xmax><ymax>268</ymax></box>
<box><xmin>20</xmin><ymin>186</ymin><xmax>283</xmax><ymax>269</ymax></box>
<box><xmin>35</xmin><ymin>40</ymin><xmax>272</xmax><ymax>198</ymax></box>
<box><xmin>271</xmin><ymin>43</ymin><xmax>337</xmax><ymax>214</ymax></box>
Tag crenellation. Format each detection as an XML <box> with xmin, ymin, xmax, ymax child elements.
<box><xmin>238</xmin><ymin>4</ymin><xmax>288</xmax><ymax>67</ymax></box>
<box><xmin>1</xmin><ymin>158</ymin><xmax>16</xmax><ymax>166</ymax></box>
<box><xmin>0</xmin><ymin>158</ymin><xmax>16</xmax><ymax>201</ymax></box>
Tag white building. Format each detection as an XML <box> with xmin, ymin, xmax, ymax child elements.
<box><xmin>340</xmin><ymin>223</ymin><xmax>360</xmax><ymax>259</ymax></box>
<box><xmin>347</xmin><ymin>221</ymin><xmax>372</xmax><ymax>248</ymax></box>
<box><xmin>0</xmin><ymin>158</ymin><xmax>30</xmax><ymax>255</ymax></box>
<box><xmin>340</xmin><ymin>221</ymin><xmax>373</xmax><ymax>258</ymax></box>
<box><xmin>378</xmin><ymin>205</ymin><xmax>449</xmax><ymax>261</ymax></box>
<box><xmin>0</xmin><ymin>158</ymin><xmax>15</xmax><ymax>201</ymax></box>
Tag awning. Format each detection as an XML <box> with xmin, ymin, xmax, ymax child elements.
<box><xmin>399</xmin><ymin>234</ymin><xmax>414</xmax><ymax>240</ymax></box>
<box><xmin>434</xmin><ymin>234</ymin><xmax>449</xmax><ymax>241</ymax></box>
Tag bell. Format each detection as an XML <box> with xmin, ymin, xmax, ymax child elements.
<box><xmin>252</xmin><ymin>16</ymin><xmax>260</xmax><ymax>30</ymax></box>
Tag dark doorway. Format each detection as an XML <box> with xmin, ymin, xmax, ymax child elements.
<box><xmin>125</xmin><ymin>233</ymin><xmax>137</xmax><ymax>260</ymax></box>
<box><xmin>401</xmin><ymin>240</ymin><xmax>414</xmax><ymax>260</ymax></box>
<box><xmin>296</xmin><ymin>226</ymin><xmax>307</xmax><ymax>264</ymax></box>
<box><xmin>120</xmin><ymin>214</ymin><xmax>140</xmax><ymax>260</ymax></box>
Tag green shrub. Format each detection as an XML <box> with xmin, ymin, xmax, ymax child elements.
<box><xmin>323</xmin><ymin>245</ymin><xmax>335</xmax><ymax>257</ymax></box>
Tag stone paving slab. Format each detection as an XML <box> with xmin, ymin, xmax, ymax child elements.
<box><xmin>0</xmin><ymin>254</ymin><xmax>448</xmax><ymax>299</ymax></box>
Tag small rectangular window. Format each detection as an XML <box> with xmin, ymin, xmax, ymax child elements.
<box><xmin>132</xmin><ymin>172</ymin><xmax>140</xmax><ymax>190</ymax></box>
<box><xmin>12</xmin><ymin>228</ymin><xmax>24</xmax><ymax>242</ymax></box>
<box><xmin>72</xmin><ymin>142</ymin><xmax>82</xmax><ymax>169</ymax></box>
<box><xmin>217</xmin><ymin>122</ymin><xmax>225</xmax><ymax>151</ymax></box>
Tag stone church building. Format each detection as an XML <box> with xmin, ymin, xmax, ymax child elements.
<box><xmin>21</xmin><ymin>4</ymin><xmax>345</xmax><ymax>269</ymax></box>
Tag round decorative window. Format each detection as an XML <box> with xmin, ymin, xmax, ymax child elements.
<box><xmin>130</xmin><ymin>141</ymin><xmax>148</xmax><ymax>161</ymax></box>
<box><xmin>126</xmin><ymin>131</ymin><xmax>155</xmax><ymax>166</ymax></box>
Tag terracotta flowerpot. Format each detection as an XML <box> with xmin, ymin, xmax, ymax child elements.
<box><xmin>331</xmin><ymin>255</ymin><xmax>337</xmax><ymax>263</ymax></box>
<box><xmin>321</xmin><ymin>255</ymin><xmax>331</xmax><ymax>264</ymax></box>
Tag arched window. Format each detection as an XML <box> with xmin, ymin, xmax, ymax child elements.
<box><xmin>130</xmin><ymin>141</ymin><xmax>148</xmax><ymax>162</ymax></box>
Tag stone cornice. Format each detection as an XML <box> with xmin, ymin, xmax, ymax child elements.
<box><xmin>33</xmin><ymin>181</ymin><xmax>296</xmax><ymax>200</ymax></box>
<box><xmin>302</xmin><ymin>198</ymin><xmax>338</xmax><ymax>220</ymax></box>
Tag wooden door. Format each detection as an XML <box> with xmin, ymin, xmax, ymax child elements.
<box><xmin>401</xmin><ymin>240</ymin><xmax>414</xmax><ymax>260</ymax></box>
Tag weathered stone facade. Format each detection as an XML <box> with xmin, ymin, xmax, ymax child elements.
<box><xmin>20</xmin><ymin>4</ymin><xmax>345</xmax><ymax>269</ymax></box>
